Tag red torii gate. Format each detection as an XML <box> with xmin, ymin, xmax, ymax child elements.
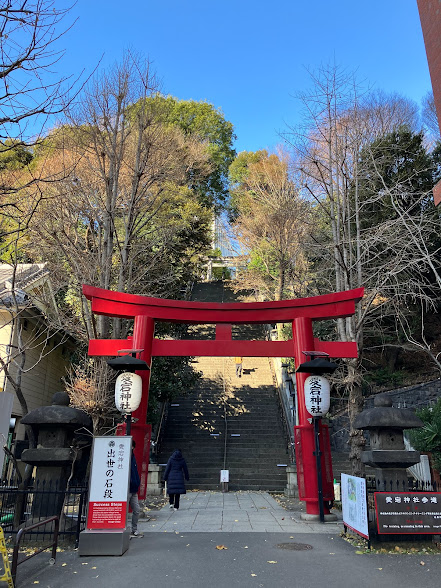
<box><xmin>83</xmin><ymin>284</ymin><xmax>364</xmax><ymax>517</ymax></box>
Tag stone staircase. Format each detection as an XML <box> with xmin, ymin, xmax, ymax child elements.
<box><xmin>157</xmin><ymin>282</ymin><xmax>290</xmax><ymax>491</ymax></box>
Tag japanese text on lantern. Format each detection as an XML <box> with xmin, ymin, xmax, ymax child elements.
<box><xmin>119</xmin><ymin>373</ymin><xmax>133</xmax><ymax>411</ymax></box>
<box><xmin>308</xmin><ymin>376</ymin><xmax>322</xmax><ymax>414</ymax></box>
<box><xmin>304</xmin><ymin>375</ymin><xmax>330</xmax><ymax>417</ymax></box>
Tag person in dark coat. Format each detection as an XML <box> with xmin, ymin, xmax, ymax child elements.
<box><xmin>163</xmin><ymin>449</ymin><xmax>189</xmax><ymax>510</ymax></box>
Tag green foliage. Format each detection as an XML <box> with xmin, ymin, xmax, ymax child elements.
<box><xmin>357</xmin><ymin>127</ymin><xmax>437</xmax><ymax>228</ymax></box>
<box><xmin>228</xmin><ymin>149</ymin><xmax>268</xmax><ymax>185</ymax></box>
<box><xmin>135</xmin><ymin>95</ymin><xmax>236</xmax><ymax>208</ymax></box>
<box><xmin>228</xmin><ymin>150</ymin><xmax>268</xmax><ymax>220</ymax></box>
<box><xmin>212</xmin><ymin>266</ymin><xmax>231</xmax><ymax>280</ymax></box>
<box><xmin>364</xmin><ymin>368</ymin><xmax>404</xmax><ymax>388</ymax></box>
<box><xmin>408</xmin><ymin>399</ymin><xmax>441</xmax><ymax>471</ymax></box>
<box><xmin>0</xmin><ymin>141</ymin><xmax>33</xmax><ymax>171</ymax></box>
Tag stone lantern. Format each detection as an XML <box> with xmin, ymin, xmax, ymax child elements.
<box><xmin>354</xmin><ymin>394</ymin><xmax>424</xmax><ymax>491</ymax></box>
<box><xmin>20</xmin><ymin>391</ymin><xmax>92</xmax><ymax>519</ymax></box>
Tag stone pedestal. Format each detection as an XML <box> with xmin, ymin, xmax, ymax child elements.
<box><xmin>20</xmin><ymin>392</ymin><xmax>91</xmax><ymax>521</ymax></box>
<box><xmin>79</xmin><ymin>528</ymin><xmax>130</xmax><ymax>556</ymax></box>
<box><xmin>146</xmin><ymin>464</ymin><xmax>162</xmax><ymax>496</ymax></box>
<box><xmin>354</xmin><ymin>394</ymin><xmax>423</xmax><ymax>492</ymax></box>
<box><xmin>285</xmin><ymin>465</ymin><xmax>298</xmax><ymax>497</ymax></box>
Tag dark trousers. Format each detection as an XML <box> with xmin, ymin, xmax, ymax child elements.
<box><xmin>169</xmin><ymin>493</ymin><xmax>180</xmax><ymax>509</ymax></box>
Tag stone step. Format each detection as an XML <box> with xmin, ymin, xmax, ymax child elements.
<box><xmin>186</xmin><ymin>482</ymin><xmax>286</xmax><ymax>491</ymax></box>
<box><xmin>157</xmin><ymin>283</ymin><xmax>288</xmax><ymax>491</ymax></box>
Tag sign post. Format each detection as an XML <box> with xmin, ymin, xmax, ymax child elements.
<box><xmin>341</xmin><ymin>473</ymin><xmax>369</xmax><ymax>540</ymax></box>
<box><xmin>375</xmin><ymin>492</ymin><xmax>441</xmax><ymax>534</ymax></box>
<box><xmin>79</xmin><ymin>436</ymin><xmax>132</xmax><ymax>556</ymax></box>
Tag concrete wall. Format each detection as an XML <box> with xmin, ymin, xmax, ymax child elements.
<box><xmin>2</xmin><ymin>313</ymin><xmax>73</xmax><ymax>439</ymax></box>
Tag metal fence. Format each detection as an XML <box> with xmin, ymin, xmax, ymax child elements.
<box><xmin>0</xmin><ymin>479</ymin><xmax>88</xmax><ymax>546</ymax></box>
<box><xmin>363</xmin><ymin>476</ymin><xmax>439</xmax><ymax>542</ymax></box>
<box><xmin>366</xmin><ymin>476</ymin><xmax>438</xmax><ymax>493</ymax></box>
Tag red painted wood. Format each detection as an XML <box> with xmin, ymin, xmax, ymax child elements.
<box><xmin>88</xmin><ymin>338</ymin><xmax>133</xmax><ymax>355</ymax></box>
<box><xmin>215</xmin><ymin>323</ymin><xmax>232</xmax><ymax>340</ymax></box>
<box><xmin>151</xmin><ymin>339</ymin><xmax>291</xmax><ymax>357</ymax></box>
<box><xmin>83</xmin><ymin>283</ymin><xmax>364</xmax><ymax>515</ymax></box>
<box><xmin>294</xmin><ymin>424</ymin><xmax>334</xmax><ymax>502</ymax></box>
<box><xmin>83</xmin><ymin>284</ymin><xmax>364</xmax><ymax>311</ymax></box>
<box><xmin>131</xmin><ymin>315</ymin><xmax>154</xmax><ymax>499</ymax></box>
<box><xmin>313</xmin><ymin>339</ymin><xmax>358</xmax><ymax>358</ymax></box>
<box><xmin>88</xmin><ymin>337</ymin><xmax>358</xmax><ymax>358</ymax></box>
<box><xmin>83</xmin><ymin>284</ymin><xmax>364</xmax><ymax>323</ymax></box>
<box><xmin>293</xmin><ymin>317</ymin><xmax>333</xmax><ymax>516</ymax></box>
<box><xmin>88</xmin><ymin>297</ymin><xmax>360</xmax><ymax>323</ymax></box>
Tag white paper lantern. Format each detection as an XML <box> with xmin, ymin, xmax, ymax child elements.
<box><xmin>115</xmin><ymin>372</ymin><xmax>142</xmax><ymax>414</ymax></box>
<box><xmin>304</xmin><ymin>375</ymin><xmax>330</xmax><ymax>417</ymax></box>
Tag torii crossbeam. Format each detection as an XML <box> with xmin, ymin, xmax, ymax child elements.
<box><xmin>83</xmin><ymin>284</ymin><xmax>364</xmax><ymax>516</ymax></box>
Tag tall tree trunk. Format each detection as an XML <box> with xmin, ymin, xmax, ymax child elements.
<box><xmin>346</xmin><ymin>358</ymin><xmax>365</xmax><ymax>477</ymax></box>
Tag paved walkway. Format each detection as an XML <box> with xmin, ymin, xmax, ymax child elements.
<box><xmin>139</xmin><ymin>491</ymin><xmax>342</xmax><ymax>534</ymax></box>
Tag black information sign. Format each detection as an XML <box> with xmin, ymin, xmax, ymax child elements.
<box><xmin>375</xmin><ymin>492</ymin><xmax>441</xmax><ymax>534</ymax></box>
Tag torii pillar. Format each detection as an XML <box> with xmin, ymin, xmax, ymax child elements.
<box><xmin>83</xmin><ymin>284</ymin><xmax>363</xmax><ymax>517</ymax></box>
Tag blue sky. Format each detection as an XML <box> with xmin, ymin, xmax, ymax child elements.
<box><xmin>63</xmin><ymin>0</ymin><xmax>431</xmax><ymax>153</ymax></box>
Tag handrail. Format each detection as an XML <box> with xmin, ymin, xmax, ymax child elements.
<box><xmin>275</xmin><ymin>375</ymin><xmax>296</xmax><ymax>464</ymax></box>
<box><xmin>265</xmin><ymin>325</ymin><xmax>296</xmax><ymax>463</ymax></box>
<box><xmin>267</xmin><ymin>331</ymin><xmax>295</xmax><ymax>464</ymax></box>
<box><xmin>12</xmin><ymin>515</ymin><xmax>59</xmax><ymax>586</ymax></box>
<box><xmin>151</xmin><ymin>401</ymin><xmax>169</xmax><ymax>460</ymax></box>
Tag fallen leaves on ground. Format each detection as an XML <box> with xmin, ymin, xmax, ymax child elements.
<box><xmin>216</xmin><ymin>545</ymin><xmax>228</xmax><ymax>550</ymax></box>
<box><xmin>267</xmin><ymin>561</ymin><xmax>277</xmax><ymax>564</ymax></box>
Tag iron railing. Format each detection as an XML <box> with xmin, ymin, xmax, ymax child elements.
<box><xmin>0</xmin><ymin>479</ymin><xmax>88</xmax><ymax>546</ymax></box>
<box><xmin>11</xmin><ymin>516</ymin><xmax>59</xmax><ymax>586</ymax></box>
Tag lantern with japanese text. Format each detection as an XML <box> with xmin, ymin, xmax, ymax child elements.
<box><xmin>115</xmin><ymin>372</ymin><xmax>142</xmax><ymax>414</ymax></box>
<box><xmin>304</xmin><ymin>375</ymin><xmax>330</xmax><ymax>417</ymax></box>
<box><xmin>107</xmin><ymin>350</ymin><xmax>150</xmax><ymax>436</ymax></box>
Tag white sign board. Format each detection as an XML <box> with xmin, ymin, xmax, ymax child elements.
<box><xmin>86</xmin><ymin>436</ymin><xmax>131</xmax><ymax>529</ymax></box>
<box><xmin>341</xmin><ymin>473</ymin><xmax>369</xmax><ymax>539</ymax></box>
<box><xmin>220</xmin><ymin>469</ymin><xmax>229</xmax><ymax>483</ymax></box>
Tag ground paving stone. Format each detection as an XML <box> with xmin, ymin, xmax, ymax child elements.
<box><xmin>139</xmin><ymin>490</ymin><xmax>342</xmax><ymax>534</ymax></box>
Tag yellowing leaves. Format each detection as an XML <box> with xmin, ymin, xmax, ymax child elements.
<box><xmin>216</xmin><ymin>544</ymin><xmax>228</xmax><ymax>550</ymax></box>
